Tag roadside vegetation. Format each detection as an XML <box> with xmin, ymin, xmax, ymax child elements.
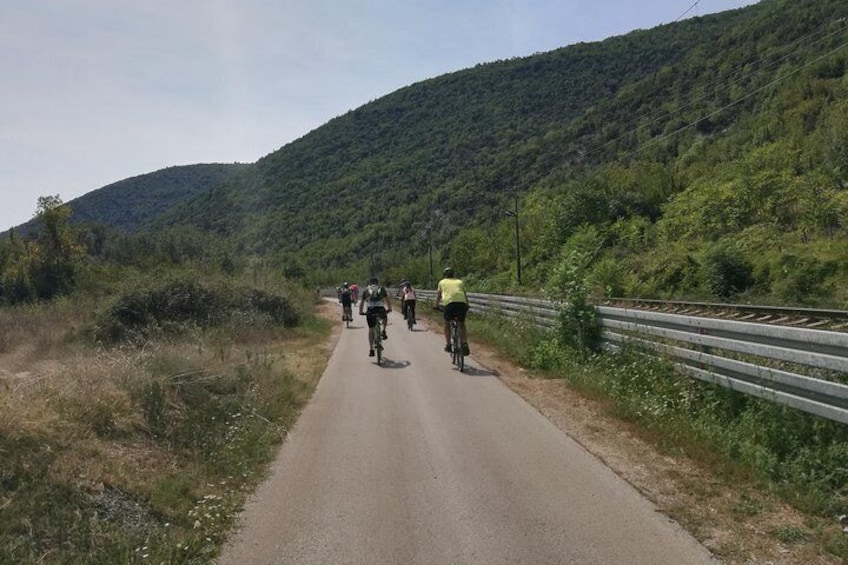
<box><xmin>0</xmin><ymin>263</ymin><xmax>329</xmax><ymax>564</ymax></box>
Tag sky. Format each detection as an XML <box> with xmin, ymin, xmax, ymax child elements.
<box><xmin>1</xmin><ymin>0</ymin><xmax>761</xmax><ymax>231</ymax></box>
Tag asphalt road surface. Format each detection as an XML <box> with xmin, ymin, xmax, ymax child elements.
<box><xmin>217</xmin><ymin>307</ymin><xmax>716</xmax><ymax>564</ymax></box>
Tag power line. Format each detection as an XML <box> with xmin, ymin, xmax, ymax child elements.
<box><xmin>673</xmin><ymin>0</ymin><xmax>703</xmax><ymax>23</ymax></box>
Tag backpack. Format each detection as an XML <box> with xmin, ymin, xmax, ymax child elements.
<box><xmin>365</xmin><ymin>284</ymin><xmax>387</xmax><ymax>306</ymax></box>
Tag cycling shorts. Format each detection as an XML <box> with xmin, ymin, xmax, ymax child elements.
<box><xmin>365</xmin><ymin>306</ymin><xmax>387</xmax><ymax>328</ymax></box>
<box><xmin>443</xmin><ymin>302</ymin><xmax>469</xmax><ymax>322</ymax></box>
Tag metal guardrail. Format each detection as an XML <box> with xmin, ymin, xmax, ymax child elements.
<box><xmin>415</xmin><ymin>290</ymin><xmax>558</xmax><ymax>329</ymax></box>
<box><xmin>411</xmin><ymin>289</ymin><xmax>848</xmax><ymax>425</ymax></box>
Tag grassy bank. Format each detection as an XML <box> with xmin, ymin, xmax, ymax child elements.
<box><xmin>0</xmin><ymin>273</ymin><xmax>331</xmax><ymax>564</ymax></box>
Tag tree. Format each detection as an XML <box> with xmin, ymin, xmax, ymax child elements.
<box><xmin>28</xmin><ymin>195</ymin><xmax>85</xmax><ymax>299</ymax></box>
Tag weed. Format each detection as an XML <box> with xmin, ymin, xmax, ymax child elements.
<box><xmin>771</xmin><ymin>525</ymin><xmax>808</xmax><ymax>544</ymax></box>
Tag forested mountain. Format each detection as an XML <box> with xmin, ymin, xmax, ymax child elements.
<box><xmin>62</xmin><ymin>163</ymin><xmax>251</xmax><ymax>232</ymax></box>
<box><xmin>27</xmin><ymin>0</ymin><xmax>848</xmax><ymax>305</ymax></box>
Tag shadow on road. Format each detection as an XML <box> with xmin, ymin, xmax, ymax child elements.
<box><xmin>458</xmin><ymin>364</ymin><xmax>499</xmax><ymax>378</ymax></box>
<box><xmin>375</xmin><ymin>358</ymin><xmax>411</xmax><ymax>370</ymax></box>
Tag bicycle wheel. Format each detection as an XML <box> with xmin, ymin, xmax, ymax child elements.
<box><xmin>374</xmin><ymin>325</ymin><xmax>383</xmax><ymax>365</ymax></box>
<box><xmin>451</xmin><ymin>321</ymin><xmax>463</xmax><ymax>371</ymax></box>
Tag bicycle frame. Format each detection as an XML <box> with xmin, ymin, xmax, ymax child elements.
<box><xmin>361</xmin><ymin>310</ymin><xmax>385</xmax><ymax>365</ymax></box>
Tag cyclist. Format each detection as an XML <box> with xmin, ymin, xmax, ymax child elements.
<box><xmin>435</xmin><ymin>267</ymin><xmax>470</xmax><ymax>355</ymax></box>
<box><xmin>339</xmin><ymin>282</ymin><xmax>353</xmax><ymax>322</ymax></box>
<box><xmin>397</xmin><ymin>280</ymin><xmax>417</xmax><ymax>324</ymax></box>
<box><xmin>350</xmin><ymin>282</ymin><xmax>360</xmax><ymax>302</ymax></box>
<box><xmin>358</xmin><ymin>276</ymin><xmax>391</xmax><ymax>357</ymax></box>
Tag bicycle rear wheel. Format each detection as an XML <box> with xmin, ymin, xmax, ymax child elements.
<box><xmin>451</xmin><ymin>321</ymin><xmax>463</xmax><ymax>372</ymax></box>
<box><xmin>374</xmin><ymin>325</ymin><xmax>383</xmax><ymax>365</ymax></box>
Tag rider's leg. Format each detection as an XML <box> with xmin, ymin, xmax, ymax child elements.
<box><xmin>443</xmin><ymin>320</ymin><xmax>451</xmax><ymax>351</ymax></box>
<box><xmin>459</xmin><ymin>320</ymin><xmax>470</xmax><ymax>354</ymax></box>
<box><xmin>367</xmin><ymin>314</ymin><xmax>375</xmax><ymax>352</ymax></box>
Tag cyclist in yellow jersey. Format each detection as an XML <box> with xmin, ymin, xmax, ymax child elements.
<box><xmin>435</xmin><ymin>267</ymin><xmax>470</xmax><ymax>355</ymax></box>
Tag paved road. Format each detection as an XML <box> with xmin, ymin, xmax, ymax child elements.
<box><xmin>217</xmin><ymin>307</ymin><xmax>716</xmax><ymax>564</ymax></box>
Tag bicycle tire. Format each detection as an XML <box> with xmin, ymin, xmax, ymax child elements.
<box><xmin>375</xmin><ymin>323</ymin><xmax>383</xmax><ymax>365</ymax></box>
<box><xmin>450</xmin><ymin>320</ymin><xmax>463</xmax><ymax>372</ymax></box>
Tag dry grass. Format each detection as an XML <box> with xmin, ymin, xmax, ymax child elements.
<box><xmin>0</xmin><ymin>291</ymin><xmax>332</xmax><ymax>564</ymax></box>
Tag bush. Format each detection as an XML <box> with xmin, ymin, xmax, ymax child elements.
<box><xmin>545</xmin><ymin>249</ymin><xmax>602</xmax><ymax>354</ymax></box>
<box><xmin>93</xmin><ymin>278</ymin><xmax>300</xmax><ymax>344</ymax></box>
<box><xmin>701</xmin><ymin>243</ymin><xmax>754</xmax><ymax>298</ymax></box>
<box><xmin>772</xmin><ymin>254</ymin><xmax>838</xmax><ymax>305</ymax></box>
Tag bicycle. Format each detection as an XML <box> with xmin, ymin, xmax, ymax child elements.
<box><xmin>342</xmin><ymin>305</ymin><xmax>353</xmax><ymax>328</ymax></box>
<box><xmin>434</xmin><ymin>306</ymin><xmax>464</xmax><ymax>372</ymax></box>
<box><xmin>448</xmin><ymin>314</ymin><xmax>464</xmax><ymax>372</ymax></box>
<box><xmin>361</xmin><ymin>312</ymin><xmax>385</xmax><ymax>365</ymax></box>
<box><xmin>405</xmin><ymin>301</ymin><xmax>416</xmax><ymax>331</ymax></box>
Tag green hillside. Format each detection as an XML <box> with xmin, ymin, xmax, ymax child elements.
<box><xmin>17</xmin><ymin>0</ymin><xmax>848</xmax><ymax>306</ymax></box>
<box><xmin>158</xmin><ymin>3</ymin><xmax>757</xmax><ymax>254</ymax></box>
<box><xmin>63</xmin><ymin>163</ymin><xmax>251</xmax><ymax>232</ymax></box>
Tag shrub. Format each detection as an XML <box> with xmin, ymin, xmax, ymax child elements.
<box><xmin>545</xmin><ymin>249</ymin><xmax>602</xmax><ymax>354</ymax></box>
<box><xmin>772</xmin><ymin>254</ymin><xmax>838</xmax><ymax>305</ymax></box>
<box><xmin>93</xmin><ymin>278</ymin><xmax>300</xmax><ymax>344</ymax></box>
<box><xmin>701</xmin><ymin>242</ymin><xmax>754</xmax><ymax>298</ymax></box>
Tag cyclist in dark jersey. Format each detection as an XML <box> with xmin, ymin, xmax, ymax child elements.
<box><xmin>358</xmin><ymin>277</ymin><xmax>392</xmax><ymax>357</ymax></box>
<box><xmin>339</xmin><ymin>282</ymin><xmax>353</xmax><ymax>322</ymax></box>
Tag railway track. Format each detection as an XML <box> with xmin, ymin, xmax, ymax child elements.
<box><xmin>598</xmin><ymin>298</ymin><xmax>848</xmax><ymax>332</ymax></box>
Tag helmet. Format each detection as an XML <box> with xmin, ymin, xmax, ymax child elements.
<box><xmin>369</xmin><ymin>276</ymin><xmax>378</xmax><ymax>284</ymax></box>
<box><xmin>443</xmin><ymin>267</ymin><xmax>454</xmax><ymax>278</ymax></box>
<box><xmin>343</xmin><ymin>282</ymin><xmax>349</xmax><ymax>288</ymax></box>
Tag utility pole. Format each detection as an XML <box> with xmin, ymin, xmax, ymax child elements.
<box><xmin>505</xmin><ymin>191</ymin><xmax>521</xmax><ymax>284</ymax></box>
<box><xmin>428</xmin><ymin>224</ymin><xmax>434</xmax><ymax>289</ymax></box>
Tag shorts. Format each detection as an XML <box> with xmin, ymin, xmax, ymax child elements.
<box><xmin>365</xmin><ymin>306</ymin><xmax>387</xmax><ymax>328</ymax></box>
<box><xmin>443</xmin><ymin>302</ymin><xmax>469</xmax><ymax>322</ymax></box>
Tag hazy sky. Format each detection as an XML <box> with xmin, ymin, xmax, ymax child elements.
<box><xmin>1</xmin><ymin>0</ymin><xmax>760</xmax><ymax>231</ymax></box>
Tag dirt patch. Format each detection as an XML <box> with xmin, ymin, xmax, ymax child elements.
<box><xmin>277</xmin><ymin>304</ymin><xmax>341</xmax><ymax>389</ymax></box>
